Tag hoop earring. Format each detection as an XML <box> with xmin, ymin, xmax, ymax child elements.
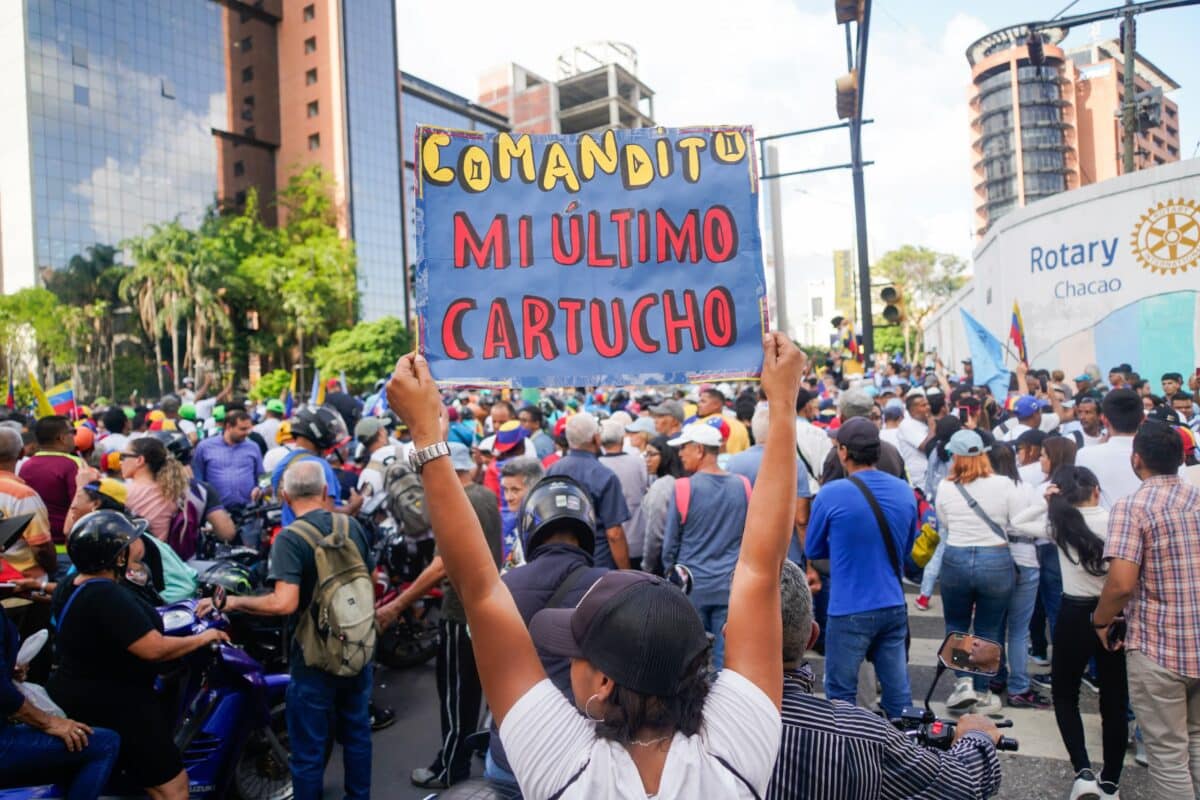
<box><xmin>584</xmin><ymin>693</ymin><xmax>604</xmax><ymax>723</ymax></box>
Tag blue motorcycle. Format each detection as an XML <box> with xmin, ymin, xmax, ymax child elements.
<box><xmin>1</xmin><ymin>586</ymin><xmax>295</xmax><ymax>799</ymax></box>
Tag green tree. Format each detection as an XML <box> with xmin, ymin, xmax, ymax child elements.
<box><xmin>0</xmin><ymin>288</ymin><xmax>74</xmax><ymax>381</ymax></box>
<box><xmin>872</xmin><ymin>245</ymin><xmax>967</xmax><ymax>362</ymax></box>
<box><xmin>249</xmin><ymin>368</ymin><xmax>294</xmax><ymax>403</ymax></box>
<box><xmin>312</xmin><ymin>316</ymin><xmax>412</xmax><ymax>393</ymax></box>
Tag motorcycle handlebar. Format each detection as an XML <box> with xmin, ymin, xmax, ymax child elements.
<box><xmin>996</xmin><ymin>736</ymin><xmax>1019</xmax><ymax>752</ymax></box>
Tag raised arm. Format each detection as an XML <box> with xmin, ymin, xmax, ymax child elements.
<box><xmin>724</xmin><ymin>333</ymin><xmax>803</xmax><ymax>708</ymax></box>
<box><xmin>386</xmin><ymin>354</ymin><xmax>545</xmax><ymax>725</ymax></box>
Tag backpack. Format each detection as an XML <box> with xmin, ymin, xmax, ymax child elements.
<box><xmin>288</xmin><ymin>514</ymin><xmax>377</xmax><ymax>677</ymax></box>
<box><xmin>166</xmin><ymin>480</ymin><xmax>207</xmax><ymax>561</ymax></box>
<box><xmin>383</xmin><ymin>460</ymin><xmax>430</xmax><ymax>535</ymax></box>
<box><xmin>673</xmin><ymin>474</ymin><xmax>752</xmax><ymax>526</ymax></box>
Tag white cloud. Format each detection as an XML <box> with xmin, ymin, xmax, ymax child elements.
<box><xmin>397</xmin><ymin>1</ymin><xmax>989</xmax><ymax>332</ymax></box>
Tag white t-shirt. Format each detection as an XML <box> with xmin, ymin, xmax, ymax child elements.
<box><xmin>254</xmin><ymin>418</ymin><xmax>282</xmax><ymax>448</ymax></box>
<box><xmin>991</xmin><ymin>420</ymin><xmax>1031</xmax><ymax>442</ymax></box>
<box><xmin>1059</xmin><ymin>421</ymin><xmax>1104</xmax><ymax>448</ymax></box>
<box><xmin>499</xmin><ymin>670</ymin><xmax>780</xmax><ymax>800</ymax></box>
<box><xmin>1012</xmin><ymin>502</ymin><xmax>1108</xmax><ymax>597</ymax></box>
<box><xmin>1183</xmin><ymin>464</ymin><xmax>1200</xmax><ymax>488</ymax></box>
<box><xmin>795</xmin><ymin>417</ymin><xmax>831</xmax><ymax>495</ymax></box>
<box><xmin>1017</xmin><ymin>462</ymin><xmax>1045</xmax><ymax>489</ymax></box>
<box><xmin>896</xmin><ymin>417</ymin><xmax>930</xmax><ymax>487</ymax></box>
<box><xmin>1074</xmin><ymin>436</ymin><xmax>1140</xmax><ymax>510</ymax></box>
<box><xmin>879</xmin><ymin>426</ymin><xmax>901</xmax><ymax>450</ymax></box>
<box><xmin>357</xmin><ymin>444</ymin><xmax>399</xmax><ymax>496</ymax></box>
<box><xmin>195</xmin><ymin>397</ymin><xmax>218</xmax><ymax>421</ymax></box>
<box><xmin>263</xmin><ymin>444</ymin><xmax>297</xmax><ymax>474</ymax></box>
<box><xmin>934</xmin><ymin>475</ymin><xmax>1025</xmax><ymax>548</ymax></box>
<box><xmin>98</xmin><ymin>432</ymin><xmax>129</xmax><ymax>456</ymax></box>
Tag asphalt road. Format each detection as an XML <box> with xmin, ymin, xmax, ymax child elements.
<box><xmin>326</xmin><ymin>588</ymin><xmax>1155</xmax><ymax>799</ymax></box>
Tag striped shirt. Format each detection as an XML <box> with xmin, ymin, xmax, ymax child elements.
<box><xmin>1105</xmin><ymin>474</ymin><xmax>1200</xmax><ymax>678</ymax></box>
<box><xmin>0</xmin><ymin>470</ymin><xmax>53</xmax><ymax>573</ymax></box>
<box><xmin>768</xmin><ymin>665</ymin><xmax>1002</xmax><ymax>800</ymax></box>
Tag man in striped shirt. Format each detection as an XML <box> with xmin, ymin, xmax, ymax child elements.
<box><xmin>768</xmin><ymin>561</ymin><xmax>1003</xmax><ymax>800</ymax></box>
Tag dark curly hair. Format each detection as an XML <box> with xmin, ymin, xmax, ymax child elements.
<box><xmin>593</xmin><ymin>641</ymin><xmax>713</xmax><ymax>744</ymax></box>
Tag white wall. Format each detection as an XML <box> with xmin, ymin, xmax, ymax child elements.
<box><xmin>0</xmin><ymin>3</ymin><xmax>34</xmax><ymax>292</ymax></box>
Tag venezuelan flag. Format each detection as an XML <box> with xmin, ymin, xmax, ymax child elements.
<box><xmin>28</xmin><ymin>371</ymin><xmax>55</xmax><ymax>418</ymax></box>
<box><xmin>1009</xmin><ymin>301</ymin><xmax>1027</xmax><ymax>364</ymax></box>
<box><xmin>283</xmin><ymin>368</ymin><xmax>297</xmax><ymax>416</ymax></box>
<box><xmin>46</xmin><ymin>380</ymin><xmax>75</xmax><ymax>417</ymax></box>
<box><xmin>5</xmin><ymin>375</ymin><xmax>13</xmax><ymax>410</ymax></box>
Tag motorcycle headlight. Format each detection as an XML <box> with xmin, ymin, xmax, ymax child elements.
<box><xmin>161</xmin><ymin>608</ymin><xmax>194</xmax><ymax>630</ymax></box>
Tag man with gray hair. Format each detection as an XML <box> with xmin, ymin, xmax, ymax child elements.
<box><xmin>597</xmin><ymin>419</ymin><xmax>650</xmax><ymax>569</ymax></box>
<box><xmin>499</xmin><ymin>456</ymin><xmax>544</xmax><ymax>567</ymax></box>
<box><xmin>545</xmin><ymin>413</ymin><xmax>631</xmax><ymax>569</ymax></box>
<box><xmin>819</xmin><ymin>387</ymin><xmax>907</xmax><ymax>485</ymax></box>
<box><xmin>767</xmin><ymin>561</ymin><xmax>1004</xmax><ymax>800</ymax></box>
<box><xmin>199</xmin><ymin>456</ymin><xmax>375</xmax><ymax>798</ymax></box>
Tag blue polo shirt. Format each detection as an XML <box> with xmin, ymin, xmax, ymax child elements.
<box><xmin>270</xmin><ymin>449</ymin><xmax>344</xmax><ymax>526</ymax></box>
<box><xmin>805</xmin><ymin>469</ymin><xmax>916</xmax><ymax>616</ymax></box>
<box><xmin>544</xmin><ymin>449</ymin><xmax>630</xmax><ymax>568</ymax></box>
<box><xmin>192</xmin><ymin>435</ymin><xmax>263</xmax><ymax>508</ymax></box>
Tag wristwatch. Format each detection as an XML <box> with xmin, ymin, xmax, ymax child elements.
<box><xmin>408</xmin><ymin>441</ymin><xmax>451</xmax><ymax>473</ymax></box>
<box><xmin>1089</xmin><ymin>611</ymin><xmax>1109</xmax><ymax>629</ymax></box>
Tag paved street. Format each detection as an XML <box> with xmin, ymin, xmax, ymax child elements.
<box><xmin>328</xmin><ymin>586</ymin><xmax>1154</xmax><ymax>799</ymax></box>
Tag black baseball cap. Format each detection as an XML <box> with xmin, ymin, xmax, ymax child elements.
<box><xmin>529</xmin><ymin>571</ymin><xmax>709</xmax><ymax>696</ymax></box>
<box><xmin>835</xmin><ymin>417</ymin><xmax>880</xmax><ymax>449</ymax></box>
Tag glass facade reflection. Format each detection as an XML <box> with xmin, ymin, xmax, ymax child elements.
<box><xmin>26</xmin><ymin>0</ymin><xmax>226</xmax><ymax>271</ymax></box>
<box><xmin>341</xmin><ymin>0</ymin><xmax>404</xmax><ymax>323</ymax></box>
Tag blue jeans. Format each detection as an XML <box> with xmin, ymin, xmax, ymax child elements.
<box><xmin>919</xmin><ymin>539</ymin><xmax>947</xmax><ymax>598</ymax></box>
<box><xmin>1004</xmin><ymin>565</ymin><xmax>1040</xmax><ymax>694</ymax></box>
<box><xmin>0</xmin><ymin>723</ymin><xmax>120</xmax><ymax>800</ymax></box>
<box><xmin>940</xmin><ymin>546</ymin><xmax>1015</xmax><ymax>691</ymax></box>
<box><xmin>698</xmin><ymin>604</ymin><xmax>729</xmax><ymax>671</ymax></box>
<box><xmin>286</xmin><ymin>663</ymin><xmax>373</xmax><ymax>800</ymax></box>
<box><xmin>1037</xmin><ymin>543</ymin><xmax>1063</xmax><ymax>638</ymax></box>
<box><xmin>484</xmin><ymin>749</ymin><xmax>520</xmax><ymax>789</ymax></box>
<box><xmin>824</xmin><ymin>605</ymin><xmax>912</xmax><ymax>718</ymax></box>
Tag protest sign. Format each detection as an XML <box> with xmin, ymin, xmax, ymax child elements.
<box><xmin>415</xmin><ymin>126</ymin><xmax>768</xmax><ymax>387</ymax></box>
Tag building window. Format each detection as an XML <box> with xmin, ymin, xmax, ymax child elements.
<box><xmin>242</xmin><ymin>65</ymin><xmax>254</xmax><ymax>83</ymax></box>
<box><xmin>234</xmin><ymin>160</ymin><xmax>246</xmax><ymax>177</ymax></box>
<box><xmin>71</xmin><ymin>45</ymin><xmax>87</xmax><ymax>68</ymax></box>
<box><xmin>235</xmin><ymin>190</ymin><xmax>247</xmax><ymax>205</ymax></box>
<box><xmin>241</xmin><ymin>95</ymin><xmax>254</xmax><ymax>121</ymax></box>
<box><xmin>161</xmin><ymin>78</ymin><xmax>175</xmax><ymax>98</ymax></box>
<box><xmin>308</xmin><ymin>133</ymin><xmax>320</xmax><ymax>151</ymax></box>
<box><xmin>244</xmin><ymin>125</ymin><xmax>255</xmax><ymax>139</ymax></box>
<box><xmin>73</xmin><ymin>85</ymin><xmax>88</xmax><ymax>106</ymax></box>
<box><xmin>307</xmin><ymin>100</ymin><xmax>319</xmax><ymax>118</ymax></box>
<box><xmin>240</xmin><ymin>36</ymin><xmax>252</xmax><ymax>52</ymax></box>
<box><xmin>303</xmin><ymin>4</ymin><xmax>315</xmax><ymax>21</ymax></box>
<box><xmin>305</xmin><ymin>68</ymin><xmax>318</xmax><ymax>85</ymax></box>
<box><xmin>304</xmin><ymin>37</ymin><xmax>317</xmax><ymax>54</ymax></box>
<box><xmin>811</xmin><ymin>297</ymin><xmax>823</xmax><ymax>318</ymax></box>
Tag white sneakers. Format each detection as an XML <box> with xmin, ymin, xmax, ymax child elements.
<box><xmin>946</xmin><ymin>677</ymin><xmax>978</xmax><ymax>711</ymax></box>
<box><xmin>972</xmin><ymin>691</ymin><xmax>1002</xmax><ymax>716</ymax></box>
<box><xmin>1069</xmin><ymin>769</ymin><xmax>1100</xmax><ymax>800</ymax></box>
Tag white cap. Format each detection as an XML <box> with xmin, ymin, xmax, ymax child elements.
<box><xmin>667</xmin><ymin>422</ymin><xmax>722</xmax><ymax>448</ymax></box>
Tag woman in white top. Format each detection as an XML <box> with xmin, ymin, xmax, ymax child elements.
<box><xmin>1012</xmin><ymin>466</ymin><xmax>1126</xmax><ymax>800</ymax></box>
<box><xmin>384</xmin><ymin>335</ymin><xmax>804</xmax><ymax>800</ymax></box>
<box><xmin>934</xmin><ymin>430</ymin><xmax>1024</xmax><ymax>715</ymax></box>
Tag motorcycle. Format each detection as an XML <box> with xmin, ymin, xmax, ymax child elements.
<box><xmin>891</xmin><ymin>632</ymin><xmax>1019</xmax><ymax>753</ymax></box>
<box><xmin>361</xmin><ymin>491</ymin><xmax>442</xmax><ymax>669</ymax></box>
<box><xmin>2</xmin><ymin>585</ymin><xmax>294</xmax><ymax>800</ymax></box>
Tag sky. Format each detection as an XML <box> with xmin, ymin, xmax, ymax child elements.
<box><xmin>395</xmin><ymin>0</ymin><xmax>1200</xmax><ymax>326</ymax></box>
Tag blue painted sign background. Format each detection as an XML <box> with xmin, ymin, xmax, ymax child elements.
<box><xmin>415</xmin><ymin>125</ymin><xmax>767</xmax><ymax>387</ymax></box>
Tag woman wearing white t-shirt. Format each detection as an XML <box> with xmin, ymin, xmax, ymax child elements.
<box><xmin>384</xmin><ymin>335</ymin><xmax>804</xmax><ymax>799</ymax></box>
<box><xmin>935</xmin><ymin>430</ymin><xmax>1024</xmax><ymax>715</ymax></box>
<box><xmin>1012</xmin><ymin>466</ymin><xmax>1126</xmax><ymax>800</ymax></box>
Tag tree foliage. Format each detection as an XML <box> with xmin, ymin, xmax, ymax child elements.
<box><xmin>872</xmin><ymin>245</ymin><xmax>967</xmax><ymax>361</ymax></box>
<box><xmin>249</xmin><ymin>369</ymin><xmax>293</xmax><ymax>403</ymax></box>
<box><xmin>0</xmin><ymin>288</ymin><xmax>75</xmax><ymax>376</ymax></box>
<box><xmin>312</xmin><ymin>316</ymin><xmax>412</xmax><ymax>394</ymax></box>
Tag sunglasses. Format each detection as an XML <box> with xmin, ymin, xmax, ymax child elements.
<box><xmin>118</xmin><ymin>452</ymin><xmax>141</xmax><ymax>460</ymax></box>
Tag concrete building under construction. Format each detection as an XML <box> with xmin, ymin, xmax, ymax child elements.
<box><xmin>478</xmin><ymin>42</ymin><xmax>655</xmax><ymax>135</ymax></box>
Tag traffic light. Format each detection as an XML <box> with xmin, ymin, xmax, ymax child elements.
<box><xmin>834</xmin><ymin>0</ymin><xmax>864</xmax><ymax>24</ymax></box>
<box><xmin>836</xmin><ymin>71</ymin><xmax>858</xmax><ymax>120</ymax></box>
<box><xmin>880</xmin><ymin>286</ymin><xmax>904</xmax><ymax>325</ymax></box>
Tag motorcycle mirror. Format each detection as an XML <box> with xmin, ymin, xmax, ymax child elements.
<box><xmin>212</xmin><ymin>584</ymin><xmax>228</xmax><ymax>612</ymax></box>
<box><xmin>937</xmin><ymin>632</ymin><xmax>1002</xmax><ymax>677</ymax></box>
<box><xmin>668</xmin><ymin>564</ymin><xmax>694</xmax><ymax>596</ymax></box>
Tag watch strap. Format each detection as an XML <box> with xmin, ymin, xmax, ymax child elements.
<box><xmin>409</xmin><ymin>441</ymin><xmax>451</xmax><ymax>473</ymax></box>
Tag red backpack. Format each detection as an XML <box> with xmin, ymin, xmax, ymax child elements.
<box><xmin>673</xmin><ymin>474</ymin><xmax>752</xmax><ymax>525</ymax></box>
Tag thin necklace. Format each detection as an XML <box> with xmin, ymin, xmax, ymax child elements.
<box><xmin>630</xmin><ymin>733</ymin><xmax>672</xmax><ymax>747</ymax></box>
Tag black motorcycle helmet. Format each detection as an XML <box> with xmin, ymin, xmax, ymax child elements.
<box><xmin>67</xmin><ymin>510</ymin><xmax>145</xmax><ymax>574</ymax></box>
<box><xmin>198</xmin><ymin>560</ymin><xmax>255</xmax><ymax>596</ymax></box>
<box><xmin>150</xmin><ymin>430</ymin><xmax>192</xmax><ymax>466</ymax></box>
<box><xmin>519</xmin><ymin>475</ymin><xmax>596</xmax><ymax>559</ymax></box>
<box><xmin>291</xmin><ymin>406</ymin><xmax>341</xmax><ymax>451</ymax></box>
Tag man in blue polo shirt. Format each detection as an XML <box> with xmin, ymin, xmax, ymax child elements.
<box><xmin>806</xmin><ymin>417</ymin><xmax>916</xmax><ymax>718</ymax></box>
<box><xmin>192</xmin><ymin>409</ymin><xmax>261</xmax><ymax>511</ymax></box>
<box><xmin>544</xmin><ymin>413</ymin><xmax>630</xmax><ymax>569</ymax></box>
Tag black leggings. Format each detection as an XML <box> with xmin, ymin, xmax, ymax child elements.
<box><xmin>1051</xmin><ymin>595</ymin><xmax>1128</xmax><ymax>785</ymax></box>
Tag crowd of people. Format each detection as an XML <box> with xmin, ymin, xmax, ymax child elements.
<box><xmin>0</xmin><ymin>349</ymin><xmax>1198</xmax><ymax>799</ymax></box>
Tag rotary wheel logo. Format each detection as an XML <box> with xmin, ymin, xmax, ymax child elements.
<box><xmin>1130</xmin><ymin>198</ymin><xmax>1200</xmax><ymax>275</ymax></box>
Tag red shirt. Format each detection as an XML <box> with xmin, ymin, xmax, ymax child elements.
<box><xmin>18</xmin><ymin>452</ymin><xmax>82</xmax><ymax>543</ymax></box>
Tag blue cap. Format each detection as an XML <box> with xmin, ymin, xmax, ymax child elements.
<box><xmin>946</xmin><ymin>429</ymin><xmax>991</xmax><ymax>457</ymax></box>
<box><xmin>1074</xmin><ymin>373</ymin><xmax>1091</xmax><ymax>383</ymax></box>
<box><xmin>1014</xmin><ymin>395</ymin><xmax>1041</xmax><ymax>419</ymax></box>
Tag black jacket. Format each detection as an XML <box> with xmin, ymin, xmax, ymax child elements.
<box><xmin>488</xmin><ymin>543</ymin><xmax>608</xmax><ymax>775</ymax></box>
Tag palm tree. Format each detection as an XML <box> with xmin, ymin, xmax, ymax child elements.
<box><xmin>121</xmin><ymin>222</ymin><xmax>194</xmax><ymax>396</ymax></box>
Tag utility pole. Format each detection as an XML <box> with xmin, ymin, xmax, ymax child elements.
<box><xmin>1120</xmin><ymin>0</ymin><xmax>1138</xmax><ymax>173</ymax></box>
<box><xmin>845</xmin><ymin>8</ymin><xmax>874</xmax><ymax>364</ymax></box>
<box><xmin>765</xmin><ymin>145</ymin><xmax>789</xmax><ymax>338</ymax></box>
